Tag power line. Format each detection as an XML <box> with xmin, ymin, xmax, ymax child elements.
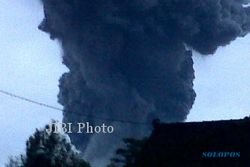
<box><xmin>0</xmin><ymin>89</ymin><xmax>150</xmax><ymax>125</ymax></box>
<box><xmin>0</xmin><ymin>89</ymin><xmax>62</xmax><ymax>111</ymax></box>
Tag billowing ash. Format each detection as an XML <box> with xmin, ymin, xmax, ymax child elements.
<box><xmin>39</xmin><ymin>0</ymin><xmax>250</xmax><ymax>166</ymax></box>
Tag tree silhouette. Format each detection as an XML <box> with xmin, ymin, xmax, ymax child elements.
<box><xmin>109</xmin><ymin>138</ymin><xmax>147</xmax><ymax>167</ymax></box>
<box><xmin>5</xmin><ymin>121</ymin><xmax>91</xmax><ymax>167</ymax></box>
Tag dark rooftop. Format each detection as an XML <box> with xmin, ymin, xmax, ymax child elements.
<box><xmin>135</xmin><ymin>117</ymin><xmax>250</xmax><ymax>167</ymax></box>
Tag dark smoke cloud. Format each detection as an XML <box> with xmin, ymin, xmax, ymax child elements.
<box><xmin>39</xmin><ymin>0</ymin><xmax>250</xmax><ymax>166</ymax></box>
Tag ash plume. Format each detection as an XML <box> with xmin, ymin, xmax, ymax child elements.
<box><xmin>39</xmin><ymin>0</ymin><xmax>250</xmax><ymax>166</ymax></box>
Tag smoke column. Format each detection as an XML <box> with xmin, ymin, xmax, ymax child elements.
<box><xmin>39</xmin><ymin>0</ymin><xmax>250</xmax><ymax>166</ymax></box>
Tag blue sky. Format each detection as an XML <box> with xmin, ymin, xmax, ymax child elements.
<box><xmin>0</xmin><ymin>0</ymin><xmax>66</xmax><ymax>166</ymax></box>
<box><xmin>0</xmin><ymin>0</ymin><xmax>250</xmax><ymax>166</ymax></box>
<box><xmin>187</xmin><ymin>36</ymin><xmax>250</xmax><ymax>121</ymax></box>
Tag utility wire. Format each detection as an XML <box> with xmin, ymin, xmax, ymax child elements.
<box><xmin>0</xmin><ymin>89</ymin><xmax>150</xmax><ymax>125</ymax></box>
<box><xmin>0</xmin><ymin>89</ymin><xmax>62</xmax><ymax>111</ymax></box>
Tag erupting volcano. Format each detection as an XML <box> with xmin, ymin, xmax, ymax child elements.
<box><xmin>39</xmin><ymin>0</ymin><xmax>250</xmax><ymax>166</ymax></box>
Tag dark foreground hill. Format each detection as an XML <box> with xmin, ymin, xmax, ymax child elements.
<box><xmin>135</xmin><ymin>118</ymin><xmax>250</xmax><ymax>167</ymax></box>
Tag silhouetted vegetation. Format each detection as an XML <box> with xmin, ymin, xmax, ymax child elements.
<box><xmin>108</xmin><ymin>138</ymin><xmax>147</xmax><ymax>167</ymax></box>
<box><xmin>5</xmin><ymin>122</ymin><xmax>91</xmax><ymax>167</ymax></box>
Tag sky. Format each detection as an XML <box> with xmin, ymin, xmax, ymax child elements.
<box><xmin>0</xmin><ymin>0</ymin><xmax>250</xmax><ymax>166</ymax></box>
<box><xmin>187</xmin><ymin>36</ymin><xmax>250</xmax><ymax>122</ymax></box>
<box><xmin>0</xmin><ymin>0</ymin><xmax>67</xmax><ymax>166</ymax></box>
